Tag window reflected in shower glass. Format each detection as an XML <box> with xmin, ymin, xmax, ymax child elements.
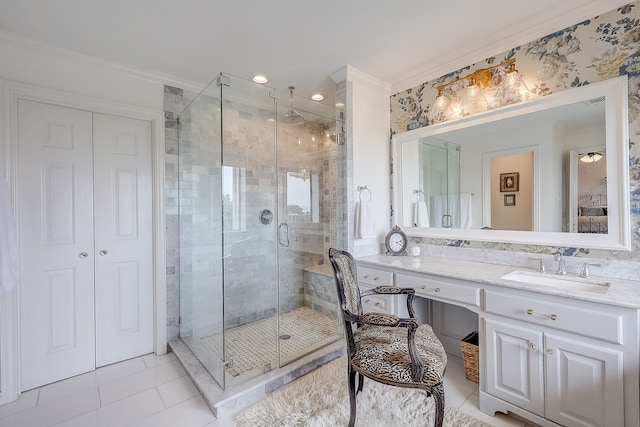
<box><xmin>286</xmin><ymin>171</ymin><xmax>319</xmax><ymax>223</ymax></box>
<box><xmin>223</xmin><ymin>166</ymin><xmax>246</xmax><ymax>231</ymax></box>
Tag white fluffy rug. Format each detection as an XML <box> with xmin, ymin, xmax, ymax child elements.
<box><xmin>235</xmin><ymin>357</ymin><xmax>491</xmax><ymax>427</ymax></box>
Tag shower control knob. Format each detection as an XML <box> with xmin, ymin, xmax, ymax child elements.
<box><xmin>259</xmin><ymin>209</ymin><xmax>273</xmax><ymax>225</ymax></box>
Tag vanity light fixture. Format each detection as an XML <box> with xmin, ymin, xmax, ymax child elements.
<box><xmin>580</xmin><ymin>152</ymin><xmax>603</xmax><ymax>163</ymax></box>
<box><xmin>429</xmin><ymin>58</ymin><xmax>530</xmax><ymax>122</ymax></box>
<box><xmin>311</xmin><ymin>93</ymin><xmax>325</xmax><ymax>101</ymax></box>
<box><xmin>335</xmin><ymin>102</ymin><xmax>345</xmax><ymax>109</ymax></box>
<box><xmin>252</xmin><ymin>75</ymin><xmax>268</xmax><ymax>84</ymax></box>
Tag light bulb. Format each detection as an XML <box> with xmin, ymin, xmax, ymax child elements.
<box><xmin>435</xmin><ymin>89</ymin><xmax>449</xmax><ymax>109</ymax></box>
<box><xmin>504</xmin><ymin>64</ymin><xmax>529</xmax><ymax>103</ymax></box>
<box><xmin>461</xmin><ymin>78</ymin><xmax>487</xmax><ymax>115</ymax></box>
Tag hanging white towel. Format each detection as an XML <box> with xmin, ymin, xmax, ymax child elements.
<box><xmin>355</xmin><ymin>200</ymin><xmax>376</xmax><ymax>239</ymax></box>
<box><xmin>460</xmin><ymin>193</ymin><xmax>473</xmax><ymax>229</ymax></box>
<box><xmin>414</xmin><ymin>200</ymin><xmax>430</xmax><ymax>227</ymax></box>
<box><xmin>0</xmin><ymin>179</ymin><xmax>18</xmax><ymax>293</ymax></box>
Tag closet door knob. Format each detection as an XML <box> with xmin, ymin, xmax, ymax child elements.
<box><xmin>79</xmin><ymin>252</ymin><xmax>88</xmax><ymax>259</ymax></box>
<box><xmin>99</xmin><ymin>250</ymin><xmax>109</xmax><ymax>256</ymax></box>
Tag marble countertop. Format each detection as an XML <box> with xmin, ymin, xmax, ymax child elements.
<box><xmin>357</xmin><ymin>254</ymin><xmax>640</xmax><ymax>309</ymax></box>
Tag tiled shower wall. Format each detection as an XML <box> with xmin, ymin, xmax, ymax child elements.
<box><xmin>164</xmin><ymin>80</ymin><xmax>346</xmax><ymax>342</ymax></box>
<box><xmin>390</xmin><ymin>1</ymin><xmax>640</xmax><ymax>263</ymax></box>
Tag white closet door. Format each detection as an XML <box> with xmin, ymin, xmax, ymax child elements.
<box><xmin>18</xmin><ymin>100</ymin><xmax>96</xmax><ymax>390</ymax></box>
<box><xmin>93</xmin><ymin>113</ymin><xmax>153</xmax><ymax>367</ymax></box>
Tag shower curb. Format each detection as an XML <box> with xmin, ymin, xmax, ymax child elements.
<box><xmin>169</xmin><ymin>339</ymin><xmax>345</xmax><ymax>420</ymax></box>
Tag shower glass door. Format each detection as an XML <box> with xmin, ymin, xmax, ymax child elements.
<box><xmin>276</xmin><ymin>99</ymin><xmax>344</xmax><ymax>367</ymax></box>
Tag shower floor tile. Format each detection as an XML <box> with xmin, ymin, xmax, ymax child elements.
<box><xmin>199</xmin><ymin>307</ymin><xmax>340</xmax><ymax>378</ymax></box>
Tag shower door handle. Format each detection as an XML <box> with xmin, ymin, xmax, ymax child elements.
<box><xmin>442</xmin><ymin>214</ymin><xmax>452</xmax><ymax>228</ymax></box>
<box><xmin>278</xmin><ymin>223</ymin><xmax>290</xmax><ymax>247</ymax></box>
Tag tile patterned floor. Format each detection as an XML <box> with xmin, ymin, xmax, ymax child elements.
<box><xmin>0</xmin><ymin>350</ymin><xmax>539</xmax><ymax>427</ymax></box>
<box><xmin>199</xmin><ymin>307</ymin><xmax>341</xmax><ymax>377</ymax></box>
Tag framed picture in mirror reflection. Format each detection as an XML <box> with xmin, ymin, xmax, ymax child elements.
<box><xmin>500</xmin><ymin>172</ymin><xmax>519</xmax><ymax>192</ymax></box>
<box><xmin>504</xmin><ymin>194</ymin><xmax>516</xmax><ymax>207</ymax></box>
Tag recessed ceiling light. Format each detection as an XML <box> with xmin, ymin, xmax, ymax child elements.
<box><xmin>311</xmin><ymin>93</ymin><xmax>325</xmax><ymax>101</ymax></box>
<box><xmin>252</xmin><ymin>75</ymin><xmax>268</xmax><ymax>84</ymax></box>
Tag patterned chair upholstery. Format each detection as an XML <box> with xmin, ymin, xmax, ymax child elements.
<box><xmin>329</xmin><ymin>248</ymin><xmax>447</xmax><ymax>427</ymax></box>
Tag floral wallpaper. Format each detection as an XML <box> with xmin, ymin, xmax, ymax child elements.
<box><xmin>390</xmin><ymin>2</ymin><xmax>640</xmax><ymax>261</ymax></box>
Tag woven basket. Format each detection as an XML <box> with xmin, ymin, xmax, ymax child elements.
<box><xmin>460</xmin><ymin>331</ymin><xmax>479</xmax><ymax>384</ymax></box>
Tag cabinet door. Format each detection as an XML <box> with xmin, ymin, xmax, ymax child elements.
<box><xmin>484</xmin><ymin>317</ymin><xmax>544</xmax><ymax>416</ymax></box>
<box><xmin>545</xmin><ymin>333</ymin><xmax>624</xmax><ymax>427</ymax></box>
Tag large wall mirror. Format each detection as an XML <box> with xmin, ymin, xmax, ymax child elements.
<box><xmin>392</xmin><ymin>76</ymin><xmax>630</xmax><ymax>250</ymax></box>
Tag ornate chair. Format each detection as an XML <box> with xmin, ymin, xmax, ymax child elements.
<box><xmin>328</xmin><ymin>248</ymin><xmax>447</xmax><ymax>427</ymax></box>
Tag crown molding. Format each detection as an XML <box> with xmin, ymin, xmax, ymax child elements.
<box><xmin>390</xmin><ymin>0</ymin><xmax>630</xmax><ymax>94</ymax></box>
<box><xmin>344</xmin><ymin>66</ymin><xmax>391</xmax><ymax>93</ymax></box>
<box><xmin>0</xmin><ymin>29</ymin><xmax>207</xmax><ymax>93</ymax></box>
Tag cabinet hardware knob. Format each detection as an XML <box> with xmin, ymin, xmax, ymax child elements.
<box><xmin>545</xmin><ymin>348</ymin><xmax>555</xmax><ymax>355</ymax></box>
<box><xmin>375</xmin><ymin>302</ymin><xmax>381</xmax><ymax>307</ymax></box>
<box><xmin>79</xmin><ymin>252</ymin><xmax>88</xmax><ymax>259</ymax></box>
<box><xmin>527</xmin><ymin>342</ymin><xmax>538</xmax><ymax>351</ymax></box>
<box><xmin>373</xmin><ymin>277</ymin><xmax>379</xmax><ymax>281</ymax></box>
<box><xmin>363</xmin><ymin>275</ymin><xmax>369</xmax><ymax>279</ymax></box>
<box><xmin>420</xmin><ymin>285</ymin><xmax>440</xmax><ymax>292</ymax></box>
<box><xmin>99</xmin><ymin>250</ymin><xmax>108</xmax><ymax>256</ymax></box>
<box><xmin>526</xmin><ymin>309</ymin><xmax>558</xmax><ymax>321</ymax></box>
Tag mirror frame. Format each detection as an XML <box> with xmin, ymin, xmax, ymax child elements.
<box><xmin>392</xmin><ymin>75</ymin><xmax>630</xmax><ymax>251</ymax></box>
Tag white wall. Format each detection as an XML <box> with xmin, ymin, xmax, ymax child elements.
<box><xmin>347</xmin><ymin>68</ymin><xmax>391</xmax><ymax>255</ymax></box>
<box><xmin>0</xmin><ymin>33</ymin><xmax>182</xmax><ymax>178</ymax></box>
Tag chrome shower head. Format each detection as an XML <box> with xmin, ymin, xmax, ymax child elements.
<box><xmin>281</xmin><ymin>86</ymin><xmax>304</xmax><ymax>124</ymax></box>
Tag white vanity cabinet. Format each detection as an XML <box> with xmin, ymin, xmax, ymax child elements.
<box><xmin>355</xmin><ymin>257</ymin><xmax>640</xmax><ymax>427</ymax></box>
<box><xmin>482</xmin><ymin>288</ymin><xmax>631</xmax><ymax>427</ymax></box>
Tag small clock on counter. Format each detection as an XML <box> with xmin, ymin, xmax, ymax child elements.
<box><xmin>385</xmin><ymin>225</ymin><xmax>408</xmax><ymax>256</ymax></box>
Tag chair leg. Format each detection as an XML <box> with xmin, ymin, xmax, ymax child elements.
<box><xmin>356</xmin><ymin>372</ymin><xmax>364</xmax><ymax>394</ymax></box>
<box><xmin>430</xmin><ymin>383</ymin><xmax>445</xmax><ymax>427</ymax></box>
<box><xmin>348</xmin><ymin>366</ymin><xmax>357</xmax><ymax>427</ymax></box>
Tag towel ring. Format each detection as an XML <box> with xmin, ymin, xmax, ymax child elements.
<box><xmin>413</xmin><ymin>189</ymin><xmax>425</xmax><ymax>203</ymax></box>
<box><xmin>357</xmin><ymin>185</ymin><xmax>372</xmax><ymax>201</ymax></box>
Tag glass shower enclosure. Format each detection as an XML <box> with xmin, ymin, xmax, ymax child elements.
<box><xmin>177</xmin><ymin>73</ymin><xmax>343</xmax><ymax>390</ymax></box>
<box><xmin>421</xmin><ymin>139</ymin><xmax>461</xmax><ymax>228</ymax></box>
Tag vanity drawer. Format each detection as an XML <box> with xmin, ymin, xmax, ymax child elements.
<box><xmin>395</xmin><ymin>273</ymin><xmax>480</xmax><ymax>307</ymax></box>
<box><xmin>357</xmin><ymin>266</ymin><xmax>393</xmax><ymax>286</ymax></box>
<box><xmin>484</xmin><ymin>290</ymin><xmax>623</xmax><ymax>343</ymax></box>
<box><xmin>360</xmin><ymin>292</ymin><xmax>393</xmax><ymax>314</ymax></box>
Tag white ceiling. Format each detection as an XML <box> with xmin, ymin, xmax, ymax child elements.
<box><xmin>0</xmin><ymin>0</ymin><xmax>629</xmax><ymax>105</ymax></box>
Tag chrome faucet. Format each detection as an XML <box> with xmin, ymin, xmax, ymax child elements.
<box><xmin>580</xmin><ymin>262</ymin><xmax>601</xmax><ymax>278</ymax></box>
<box><xmin>554</xmin><ymin>249</ymin><xmax>567</xmax><ymax>275</ymax></box>
<box><xmin>528</xmin><ymin>257</ymin><xmax>545</xmax><ymax>273</ymax></box>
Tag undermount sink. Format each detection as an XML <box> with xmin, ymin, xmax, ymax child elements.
<box><xmin>501</xmin><ymin>271</ymin><xmax>610</xmax><ymax>294</ymax></box>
